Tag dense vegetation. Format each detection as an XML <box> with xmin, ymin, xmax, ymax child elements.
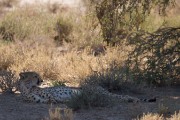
<box><xmin>88</xmin><ymin>0</ymin><xmax>179</xmax><ymax>86</ymax></box>
<box><xmin>0</xmin><ymin>0</ymin><xmax>179</xmax><ymax>91</ymax></box>
<box><xmin>0</xmin><ymin>1</ymin><xmax>179</xmax><ymax>119</ymax></box>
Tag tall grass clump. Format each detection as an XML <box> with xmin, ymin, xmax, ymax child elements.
<box><xmin>0</xmin><ymin>41</ymin><xmax>59</xmax><ymax>79</ymax></box>
<box><xmin>0</xmin><ymin>44</ymin><xmax>15</xmax><ymax>70</ymax></box>
<box><xmin>48</xmin><ymin>107</ymin><xmax>73</xmax><ymax>120</ymax></box>
<box><xmin>138</xmin><ymin>111</ymin><xmax>180</xmax><ymax>120</ymax></box>
<box><xmin>0</xmin><ymin>7</ymin><xmax>59</xmax><ymax>41</ymax></box>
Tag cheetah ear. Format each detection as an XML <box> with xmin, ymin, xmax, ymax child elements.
<box><xmin>19</xmin><ymin>73</ymin><xmax>25</xmax><ymax>79</ymax></box>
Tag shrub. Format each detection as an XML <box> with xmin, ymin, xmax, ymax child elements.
<box><xmin>127</xmin><ymin>27</ymin><xmax>180</xmax><ymax>86</ymax></box>
<box><xmin>67</xmin><ymin>85</ymin><xmax>113</xmax><ymax>110</ymax></box>
<box><xmin>82</xmin><ymin>63</ymin><xmax>131</xmax><ymax>91</ymax></box>
<box><xmin>54</xmin><ymin>18</ymin><xmax>73</xmax><ymax>46</ymax></box>
<box><xmin>92</xmin><ymin>0</ymin><xmax>175</xmax><ymax>45</ymax></box>
<box><xmin>51</xmin><ymin>80</ymin><xmax>66</xmax><ymax>87</ymax></box>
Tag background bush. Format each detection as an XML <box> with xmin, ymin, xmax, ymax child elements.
<box><xmin>127</xmin><ymin>27</ymin><xmax>180</xmax><ymax>86</ymax></box>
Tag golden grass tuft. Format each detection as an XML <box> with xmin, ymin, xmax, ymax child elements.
<box><xmin>139</xmin><ymin>113</ymin><xmax>164</xmax><ymax>120</ymax></box>
<box><xmin>138</xmin><ymin>111</ymin><xmax>180</xmax><ymax>120</ymax></box>
<box><xmin>49</xmin><ymin>107</ymin><xmax>73</xmax><ymax>120</ymax></box>
<box><xmin>169</xmin><ymin>111</ymin><xmax>180</xmax><ymax>120</ymax></box>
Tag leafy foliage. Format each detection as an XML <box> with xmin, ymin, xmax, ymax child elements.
<box><xmin>82</xmin><ymin>64</ymin><xmax>129</xmax><ymax>91</ymax></box>
<box><xmin>88</xmin><ymin>0</ymin><xmax>179</xmax><ymax>86</ymax></box>
<box><xmin>51</xmin><ymin>80</ymin><xmax>66</xmax><ymax>87</ymax></box>
<box><xmin>127</xmin><ymin>27</ymin><xmax>180</xmax><ymax>85</ymax></box>
<box><xmin>90</xmin><ymin>0</ymin><xmax>175</xmax><ymax>45</ymax></box>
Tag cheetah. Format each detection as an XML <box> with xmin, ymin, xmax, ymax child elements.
<box><xmin>18</xmin><ymin>72</ymin><xmax>156</xmax><ymax>103</ymax></box>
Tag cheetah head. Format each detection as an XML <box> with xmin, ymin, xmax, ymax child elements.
<box><xmin>19</xmin><ymin>72</ymin><xmax>43</xmax><ymax>89</ymax></box>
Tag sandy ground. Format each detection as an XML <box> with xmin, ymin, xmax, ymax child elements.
<box><xmin>0</xmin><ymin>87</ymin><xmax>179</xmax><ymax>120</ymax></box>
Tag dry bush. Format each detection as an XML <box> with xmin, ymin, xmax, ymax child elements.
<box><xmin>0</xmin><ymin>70</ymin><xmax>17</xmax><ymax>93</ymax></box>
<box><xmin>54</xmin><ymin>18</ymin><xmax>73</xmax><ymax>46</ymax></box>
<box><xmin>48</xmin><ymin>107</ymin><xmax>73</xmax><ymax>120</ymax></box>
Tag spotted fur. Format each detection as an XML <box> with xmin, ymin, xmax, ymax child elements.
<box><xmin>18</xmin><ymin>72</ymin><xmax>156</xmax><ymax>103</ymax></box>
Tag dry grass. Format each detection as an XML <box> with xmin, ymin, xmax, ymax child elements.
<box><xmin>0</xmin><ymin>2</ymin><xmax>120</xmax><ymax>88</ymax></box>
<box><xmin>138</xmin><ymin>111</ymin><xmax>180</xmax><ymax>120</ymax></box>
<box><xmin>0</xmin><ymin>0</ymin><xmax>18</xmax><ymax>11</ymax></box>
<box><xmin>0</xmin><ymin>7</ymin><xmax>58</xmax><ymax>41</ymax></box>
<box><xmin>0</xmin><ymin>1</ymin><xmax>179</xmax><ymax>87</ymax></box>
<box><xmin>48</xmin><ymin>107</ymin><xmax>73</xmax><ymax>120</ymax></box>
<box><xmin>169</xmin><ymin>111</ymin><xmax>180</xmax><ymax>120</ymax></box>
<box><xmin>139</xmin><ymin>113</ymin><xmax>164</xmax><ymax>120</ymax></box>
<box><xmin>0</xmin><ymin>2</ymin><xmax>179</xmax><ymax>120</ymax></box>
<box><xmin>0</xmin><ymin>40</ymin><xmax>128</xmax><ymax>86</ymax></box>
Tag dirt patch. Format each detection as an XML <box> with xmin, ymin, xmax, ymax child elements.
<box><xmin>0</xmin><ymin>87</ymin><xmax>179</xmax><ymax>120</ymax></box>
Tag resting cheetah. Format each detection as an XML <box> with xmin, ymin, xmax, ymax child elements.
<box><xmin>18</xmin><ymin>72</ymin><xmax>156</xmax><ymax>103</ymax></box>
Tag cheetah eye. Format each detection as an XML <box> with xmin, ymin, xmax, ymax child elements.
<box><xmin>19</xmin><ymin>73</ymin><xmax>26</xmax><ymax>79</ymax></box>
<box><xmin>34</xmin><ymin>75</ymin><xmax>38</xmax><ymax>78</ymax></box>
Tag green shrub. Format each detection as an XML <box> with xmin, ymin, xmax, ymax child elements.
<box><xmin>127</xmin><ymin>27</ymin><xmax>180</xmax><ymax>86</ymax></box>
<box><xmin>93</xmin><ymin>0</ymin><xmax>174</xmax><ymax>45</ymax></box>
<box><xmin>52</xmin><ymin>80</ymin><xmax>66</xmax><ymax>87</ymax></box>
<box><xmin>82</xmin><ymin>64</ymin><xmax>131</xmax><ymax>91</ymax></box>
